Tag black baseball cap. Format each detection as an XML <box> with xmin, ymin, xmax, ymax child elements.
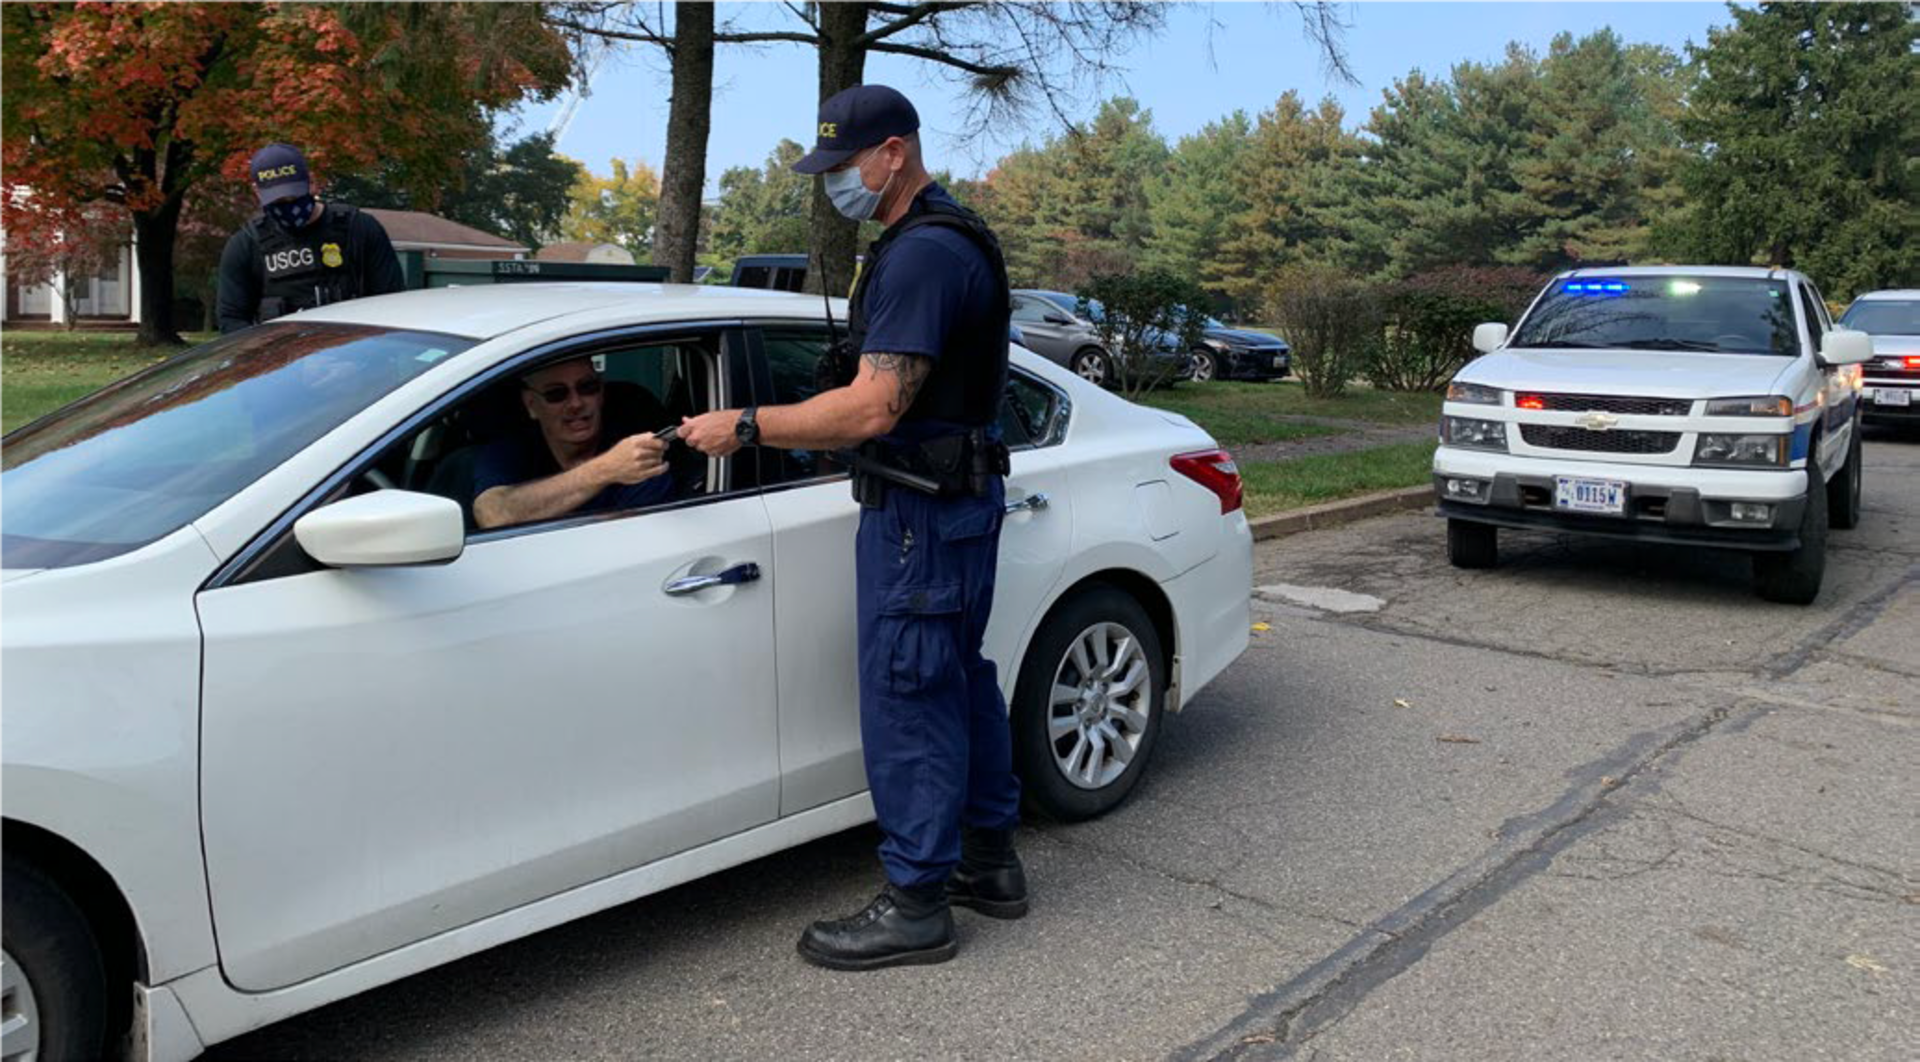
<box><xmin>249</xmin><ymin>143</ymin><xmax>311</xmax><ymax>205</ymax></box>
<box><xmin>793</xmin><ymin>85</ymin><xmax>920</xmax><ymax>175</ymax></box>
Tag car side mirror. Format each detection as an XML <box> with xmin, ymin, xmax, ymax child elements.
<box><xmin>295</xmin><ymin>489</ymin><xmax>465</xmax><ymax>568</ymax></box>
<box><xmin>1043</xmin><ymin>313</ymin><xmax>1072</xmax><ymax>326</ymax></box>
<box><xmin>1472</xmin><ymin>323</ymin><xmax>1509</xmax><ymax>354</ymax></box>
<box><xmin>1818</xmin><ymin>329</ymin><xmax>1874</xmax><ymax>366</ymax></box>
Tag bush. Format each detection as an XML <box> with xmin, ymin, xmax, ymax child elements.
<box><xmin>1366</xmin><ymin>266</ymin><xmax>1548</xmax><ymax>392</ymax></box>
<box><xmin>1078</xmin><ymin>269</ymin><xmax>1210</xmax><ymax>399</ymax></box>
<box><xmin>1265</xmin><ymin>266</ymin><xmax>1381</xmax><ymax>399</ymax></box>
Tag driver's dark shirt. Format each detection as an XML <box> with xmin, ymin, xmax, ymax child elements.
<box><xmin>472</xmin><ymin>433</ymin><xmax>673</xmax><ymax>520</ymax></box>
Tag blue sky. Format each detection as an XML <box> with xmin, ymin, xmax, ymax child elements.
<box><xmin>500</xmin><ymin>2</ymin><xmax>1735</xmax><ymax>195</ymax></box>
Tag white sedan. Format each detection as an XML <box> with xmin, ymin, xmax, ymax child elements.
<box><xmin>1</xmin><ymin>283</ymin><xmax>1252</xmax><ymax>1061</ymax></box>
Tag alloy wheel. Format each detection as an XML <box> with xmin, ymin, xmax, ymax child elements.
<box><xmin>1</xmin><ymin>947</ymin><xmax>41</xmax><ymax>1062</ymax></box>
<box><xmin>1046</xmin><ymin>621</ymin><xmax>1152</xmax><ymax>790</ymax></box>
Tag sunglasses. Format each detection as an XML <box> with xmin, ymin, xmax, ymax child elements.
<box><xmin>526</xmin><ymin>377</ymin><xmax>604</xmax><ymax>405</ymax></box>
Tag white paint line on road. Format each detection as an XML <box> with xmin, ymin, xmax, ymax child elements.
<box><xmin>1256</xmin><ymin>583</ymin><xmax>1386</xmax><ymax>614</ymax></box>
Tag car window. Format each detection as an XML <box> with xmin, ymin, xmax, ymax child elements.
<box><xmin>1510</xmin><ymin>276</ymin><xmax>1798</xmax><ymax>356</ymax></box>
<box><xmin>733</xmin><ymin>265</ymin><xmax>770</xmax><ymax>289</ymax></box>
<box><xmin>2</xmin><ymin>323</ymin><xmax>475</xmax><ymax>570</ymax></box>
<box><xmin>1011</xmin><ymin>297</ymin><xmax>1051</xmax><ymax>324</ymax></box>
<box><xmin>757</xmin><ymin>327</ymin><xmax>851</xmax><ymax>487</ymax></box>
<box><xmin>1000</xmin><ymin>369</ymin><xmax>1070</xmax><ymax>451</ymax></box>
<box><xmin>1798</xmin><ymin>285</ymin><xmax>1828</xmax><ymax>351</ymax></box>
<box><xmin>1840</xmin><ymin>299</ymin><xmax>1920</xmax><ymax>335</ymax></box>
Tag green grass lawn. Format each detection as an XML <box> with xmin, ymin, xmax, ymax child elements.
<box><xmin>2</xmin><ymin>331</ymin><xmax>213</xmax><ymax>433</ymax></box>
<box><xmin>1141</xmin><ymin>380</ymin><xmax>1444</xmax><ymax>440</ymax></box>
<box><xmin>1237</xmin><ymin>440</ymin><xmax>1438</xmax><ymax>518</ymax></box>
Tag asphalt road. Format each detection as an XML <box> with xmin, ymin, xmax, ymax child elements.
<box><xmin>209</xmin><ymin>426</ymin><xmax>1917</xmax><ymax>1062</ymax></box>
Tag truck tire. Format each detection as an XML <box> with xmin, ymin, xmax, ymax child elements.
<box><xmin>1827</xmin><ymin>425</ymin><xmax>1863</xmax><ymax>530</ymax></box>
<box><xmin>1447</xmin><ymin>518</ymin><xmax>1498</xmax><ymax>569</ymax></box>
<box><xmin>1754</xmin><ymin>463</ymin><xmax>1828</xmax><ymax>604</ymax></box>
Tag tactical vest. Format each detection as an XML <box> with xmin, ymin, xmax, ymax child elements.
<box><xmin>246</xmin><ymin>203</ymin><xmax>363</xmax><ymax>322</ymax></box>
<box><xmin>846</xmin><ymin>192</ymin><xmax>1012</xmax><ymax>429</ymax></box>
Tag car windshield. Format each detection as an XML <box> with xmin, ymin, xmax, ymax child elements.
<box><xmin>1840</xmin><ymin>299</ymin><xmax>1919</xmax><ymax>336</ymax></box>
<box><xmin>1510</xmin><ymin>276</ymin><xmax>1798</xmax><ymax>356</ymax></box>
<box><xmin>2</xmin><ymin>323</ymin><xmax>475</xmax><ymax>570</ymax></box>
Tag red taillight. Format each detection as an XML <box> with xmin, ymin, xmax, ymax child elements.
<box><xmin>1171</xmin><ymin>449</ymin><xmax>1243</xmax><ymax>514</ymax></box>
<box><xmin>1516</xmin><ymin>394</ymin><xmax>1547</xmax><ymax>410</ymax></box>
<box><xmin>1905</xmin><ymin>356</ymin><xmax>1920</xmax><ymax>369</ymax></box>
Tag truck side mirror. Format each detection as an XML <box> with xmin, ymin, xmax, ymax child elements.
<box><xmin>1472</xmin><ymin>323</ymin><xmax>1509</xmax><ymax>354</ymax></box>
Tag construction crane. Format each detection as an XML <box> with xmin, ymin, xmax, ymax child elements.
<box><xmin>548</xmin><ymin>43</ymin><xmax>611</xmax><ymax>146</ymax></box>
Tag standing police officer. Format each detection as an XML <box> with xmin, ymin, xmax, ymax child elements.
<box><xmin>217</xmin><ymin>143</ymin><xmax>405</xmax><ymax>334</ymax></box>
<box><xmin>679</xmin><ymin>84</ymin><xmax>1025</xmax><ymax>971</ymax></box>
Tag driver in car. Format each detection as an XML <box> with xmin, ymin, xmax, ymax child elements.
<box><xmin>471</xmin><ymin>357</ymin><xmax>673</xmax><ymax>530</ymax></box>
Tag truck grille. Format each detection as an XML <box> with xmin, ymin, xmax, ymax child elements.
<box><xmin>1520</xmin><ymin>425</ymin><xmax>1682</xmax><ymax>454</ymax></box>
<box><xmin>1516</xmin><ymin>392</ymin><xmax>1691</xmax><ymax>416</ymax></box>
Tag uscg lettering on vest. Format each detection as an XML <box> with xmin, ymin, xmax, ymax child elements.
<box><xmin>263</xmin><ymin>246</ymin><xmax>317</xmax><ymax>275</ymax></box>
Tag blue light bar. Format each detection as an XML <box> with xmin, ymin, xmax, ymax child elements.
<box><xmin>1562</xmin><ymin>280</ymin><xmax>1631</xmax><ymax>296</ymax></box>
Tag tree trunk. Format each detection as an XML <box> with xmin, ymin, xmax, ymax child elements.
<box><xmin>653</xmin><ymin>2</ymin><xmax>714</xmax><ymax>284</ymax></box>
<box><xmin>804</xmin><ymin>2</ymin><xmax>869</xmax><ymax>297</ymax></box>
<box><xmin>132</xmin><ymin>198</ymin><xmax>185</xmax><ymax>345</ymax></box>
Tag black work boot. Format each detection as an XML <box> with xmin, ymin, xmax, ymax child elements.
<box><xmin>946</xmin><ymin>826</ymin><xmax>1029</xmax><ymax>919</ymax></box>
<box><xmin>797</xmin><ymin>882</ymin><xmax>957</xmax><ymax>971</ymax></box>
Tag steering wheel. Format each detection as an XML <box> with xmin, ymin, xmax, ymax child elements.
<box><xmin>361</xmin><ymin>467</ymin><xmax>397</xmax><ymax>491</ymax></box>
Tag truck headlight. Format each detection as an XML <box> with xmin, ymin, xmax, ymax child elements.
<box><xmin>1705</xmin><ymin>396</ymin><xmax>1792</xmax><ymax>416</ymax></box>
<box><xmin>1442</xmin><ymin>416</ymin><xmax>1509</xmax><ymax>451</ymax></box>
<box><xmin>1446</xmin><ymin>381</ymin><xmax>1505</xmax><ymax>405</ymax></box>
<box><xmin>1694</xmin><ymin>433</ymin><xmax>1788</xmax><ymax>467</ymax></box>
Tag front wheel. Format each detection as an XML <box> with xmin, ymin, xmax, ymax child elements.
<box><xmin>3</xmin><ymin>861</ymin><xmax>111</xmax><ymax>1062</ymax></box>
<box><xmin>1754</xmin><ymin>464</ymin><xmax>1828</xmax><ymax>604</ymax></box>
<box><xmin>1190</xmin><ymin>350</ymin><xmax>1219</xmax><ymax>382</ymax></box>
<box><xmin>1011</xmin><ymin>585</ymin><xmax>1164</xmax><ymax>822</ymax></box>
<box><xmin>1447</xmin><ymin>518</ymin><xmax>1498</xmax><ymax>569</ymax></box>
<box><xmin>1827</xmin><ymin>425</ymin><xmax>1863</xmax><ymax>530</ymax></box>
<box><xmin>1069</xmin><ymin>348</ymin><xmax>1112</xmax><ymax>388</ymax></box>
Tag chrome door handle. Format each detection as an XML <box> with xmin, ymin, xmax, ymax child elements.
<box><xmin>1004</xmin><ymin>492</ymin><xmax>1050</xmax><ymax>515</ymax></box>
<box><xmin>665</xmin><ymin>562</ymin><xmax>761</xmax><ymax>596</ymax></box>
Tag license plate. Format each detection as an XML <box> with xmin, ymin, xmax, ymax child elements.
<box><xmin>1873</xmin><ymin>388</ymin><xmax>1911</xmax><ymax>407</ymax></box>
<box><xmin>1554</xmin><ymin>476</ymin><xmax>1628</xmax><ymax>516</ymax></box>
<box><xmin>1273</xmin><ymin>355</ymin><xmax>1289</xmax><ymax>369</ymax></box>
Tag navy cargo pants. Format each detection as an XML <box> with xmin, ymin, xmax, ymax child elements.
<box><xmin>855</xmin><ymin>475</ymin><xmax>1022</xmax><ymax>888</ymax></box>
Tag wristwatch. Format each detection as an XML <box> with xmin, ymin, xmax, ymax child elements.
<box><xmin>734</xmin><ymin>406</ymin><xmax>761</xmax><ymax>446</ymax></box>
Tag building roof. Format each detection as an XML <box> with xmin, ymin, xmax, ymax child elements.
<box><xmin>360</xmin><ymin>209</ymin><xmax>527</xmax><ymax>254</ymax></box>
<box><xmin>534</xmin><ymin>241</ymin><xmax>636</xmax><ymax>265</ymax></box>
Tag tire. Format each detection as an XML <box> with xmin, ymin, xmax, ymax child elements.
<box><xmin>1069</xmin><ymin>348</ymin><xmax>1111</xmax><ymax>389</ymax></box>
<box><xmin>1827</xmin><ymin>424</ymin><xmax>1863</xmax><ymax>530</ymax></box>
<box><xmin>1754</xmin><ymin>462</ymin><xmax>1828</xmax><ymax>604</ymax></box>
<box><xmin>1190</xmin><ymin>350</ymin><xmax>1219</xmax><ymax>383</ymax></box>
<box><xmin>3</xmin><ymin>860</ymin><xmax>110</xmax><ymax>1062</ymax></box>
<box><xmin>1011</xmin><ymin>585</ymin><xmax>1164</xmax><ymax>822</ymax></box>
<box><xmin>1447</xmin><ymin>518</ymin><xmax>1498</xmax><ymax>569</ymax></box>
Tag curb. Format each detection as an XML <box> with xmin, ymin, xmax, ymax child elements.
<box><xmin>1248</xmin><ymin>485</ymin><xmax>1432</xmax><ymax>541</ymax></box>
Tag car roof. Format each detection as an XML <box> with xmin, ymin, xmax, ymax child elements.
<box><xmin>735</xmin><ymin>254</ymin><xmax>808</xmax><ymax>265</ymax></box>
<box><xmin>1850</xmin><ymin>289</ymin><xmax>1920</xmax><ymax>302</ymax></box>
<box><xmin>1557</xmin><ymin>265</ymin><xmax>1805</xmax><ymax>282</ymax></box>
<box><xmin>285</xmin><ymin>282</ymin><xmax>828</xmax><ymax>340</ymax></box>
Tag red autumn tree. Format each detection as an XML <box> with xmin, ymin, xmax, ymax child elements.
<box><xmin>1</xmin><ymin>2</ymin><xmax>572</xmax><ymax>344</ymax></box>
<box><xmin>1</xmin><ymin>193</ymin><xmax>128</xmax><ymax>329</ymax></box>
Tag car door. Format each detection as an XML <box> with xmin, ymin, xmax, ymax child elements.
<box><xmin>750</xmin><ymin>326</ymin><xmax>1072</xmax><ymax>815</ymax></box>
<box><xmin>194</xmin><ymin>326</ymin><xmax>781</xmax><ymax>992</ymax></box>
<box><xmin>1799</xmin><ymin>281</ymin><xmax>1856</xmax><ymax>475</ymax></box>
<box><xmin>1010</xmin><ymin>294</ymin><xmax>1076</xmax><ymax>366</ymax></box>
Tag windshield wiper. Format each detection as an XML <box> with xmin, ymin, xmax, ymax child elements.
<box><xmin>1616</xmin><ymin>338</ymin><xmax>1730</xmax><ymax>353</ymax></box>
<box><xmin>1525</xmin><ymin>340</ymin><xmax>1611</xmax><ymax>349</ymax></box>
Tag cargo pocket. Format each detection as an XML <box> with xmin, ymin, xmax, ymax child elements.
<box><xmin>879</xmin><ymin>582</ymin><xmax>964</xmax><ymax>698</ymax></box>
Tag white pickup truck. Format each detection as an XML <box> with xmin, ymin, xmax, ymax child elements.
<box><xmin>1433</xmin><ymin>265</ymin><xmax>1875</xmax><ymax>604</ymax></box>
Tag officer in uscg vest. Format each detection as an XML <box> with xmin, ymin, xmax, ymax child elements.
<box><xmin>678</xmin><ymin>84</ymin><xmax>1024</xmax><ymax>971</ymax></box>
<box><xmin>216</xmin><ymin>143</ymin><xmax>405</xmax><ymax>334</ymax></box>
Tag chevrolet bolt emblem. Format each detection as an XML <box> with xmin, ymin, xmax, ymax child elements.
<box><xmin>1576</xmin><ymin>411</ymin><xmax>1620</xmax><ymax>431</ymax></box>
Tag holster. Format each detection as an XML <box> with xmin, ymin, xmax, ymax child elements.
<box><xmin>848</xmin><ymin>429</ymin><xmax>1011</xmax><ymax>508</ymax></box>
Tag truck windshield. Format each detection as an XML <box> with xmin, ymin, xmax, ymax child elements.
<box><xmin>1511</xmin><ymin>276</ymin><xmax>1798</xmax><ymax>356</ymax></box>
<box><xmin>3</xmin><ymin>322</ymin><xmax>474</xmax><ymax>570</ymax></box>
<box><xmin>1840</xmin><ymin>299</ymin><xmax>1919</xmax><ymax>336</ymax></box>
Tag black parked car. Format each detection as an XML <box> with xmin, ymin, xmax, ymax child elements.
<box><xmin>1023</xmin><ymin>289</ymin><xmax>1192</xmax><ymax>388</ymax></box>
<box><xmin>1191</xmin><ymin>317</ymin><xmax>1292</xmax><ymax>382</ymax></box>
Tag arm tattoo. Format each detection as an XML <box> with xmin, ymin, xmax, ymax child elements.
<box><xmin>864</xmin><ymin>352</ymin><xmax>932</xmax><ymax>416</ymax></box>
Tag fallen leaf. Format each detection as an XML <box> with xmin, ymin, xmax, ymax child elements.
<box><xmin>1437</xmin><ymin>735</ymin><xmax>1481</xmax><ymax>745</ymax></box>
<box><xmin>1251</xmin><ymin>622</ymin><xmax>1271</xmax><ymax>633</ymax></box>
<box><xmin>1845</xmin><ymin>954</ymin><xmax>1887</xmax><ymax>974</ymax></box>
<box><xmin>1601</xmin><ymin>776</ymin><xmax>1617</xmax><ymax>788</ymax></box>
<box><xmin>1393</xmin><ymin>698</ymin><xmax>1412</xmax><ymax>710</ymax></box>
<box><xmin>1239</xmin><ymin>1033</ymin><xmax>1278</xmax><ymax>1046</ymax></box>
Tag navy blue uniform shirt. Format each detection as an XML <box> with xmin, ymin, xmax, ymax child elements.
<box><xmin>472</xmin><ymin>435</ymin><xmax>673</xmax><ymax>521</ymax></box>
<box><xmin>859</xmin><ymin>183</ymin><xmax>1003</xmax><ymax>444</ymax></box>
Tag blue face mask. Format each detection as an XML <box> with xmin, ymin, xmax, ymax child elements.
<box><xmin>824</xmin><ymin>151</ymin><xmax>893</xmax><ymax>221</ymax></box>
<box><xmin>266</xmin><ymin>194</ymin><xmax>316</xmax><ymax>231</ymax></box>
